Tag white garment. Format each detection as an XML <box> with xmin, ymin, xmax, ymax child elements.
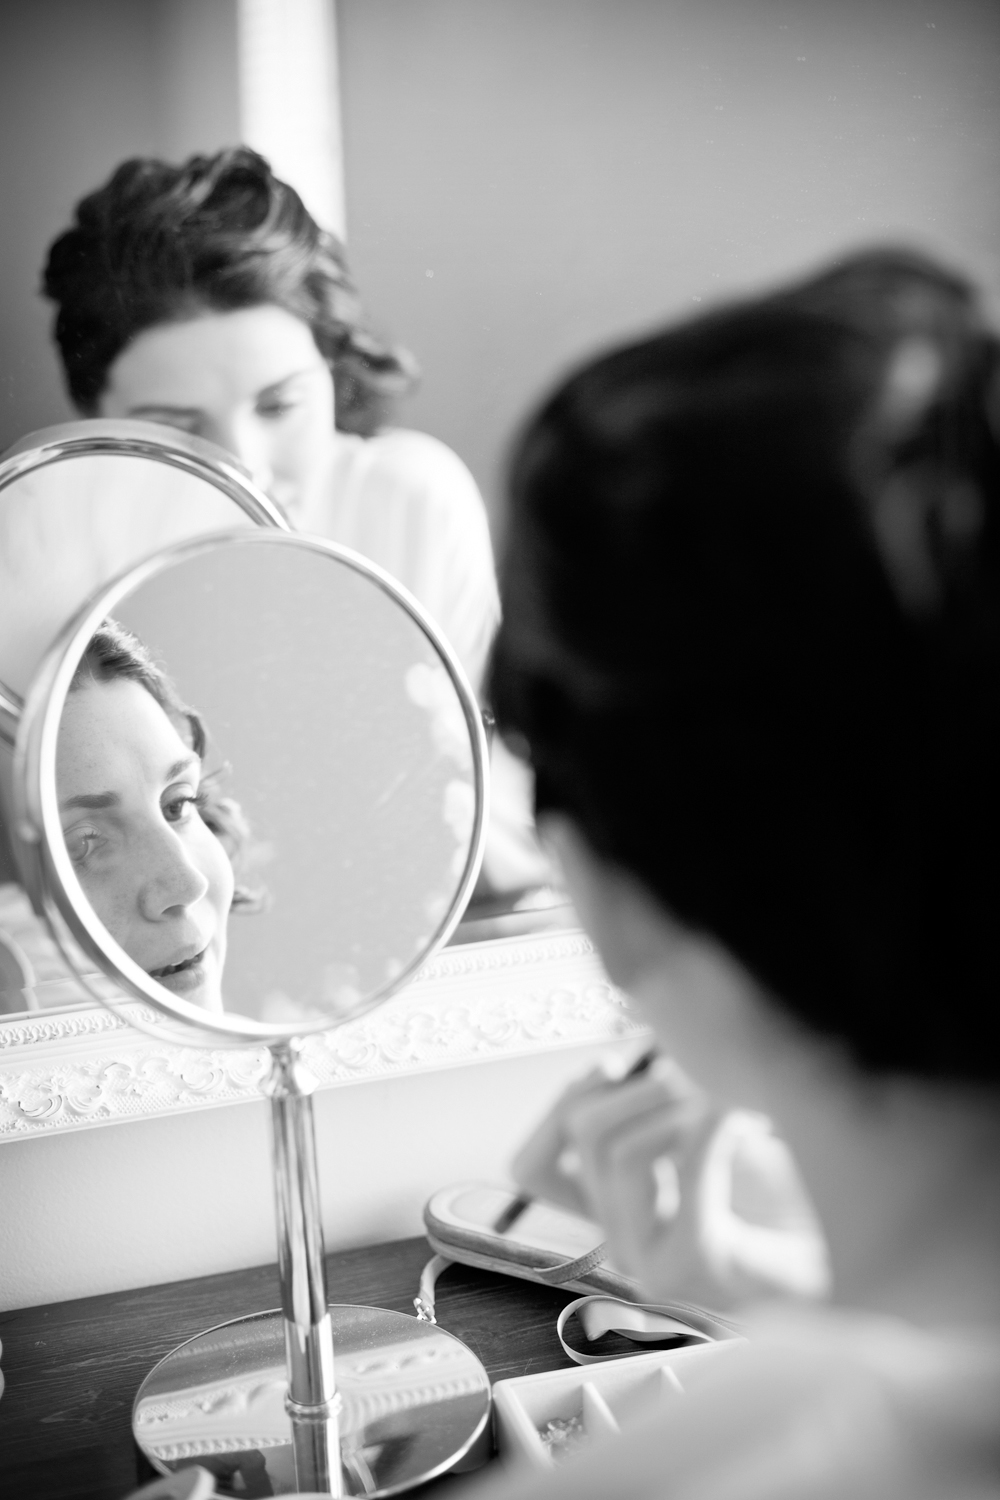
<box><xmin>0</xmin><ymin>881</ymin><xmax>91</xmax><ymax>1010</ymax></box>
<box><xmin>294</xmin><ymin>427</ymin><xmax>551</xmax><ymax>891</ymax></box>
<box><xmin>295</xmin><ymin>428</ymin><xmax>500</xmax><ymax>694</ymax></box>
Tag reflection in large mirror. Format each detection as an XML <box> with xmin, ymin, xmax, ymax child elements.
<box><xmin>0</xmin><ymin>420</ymin><xmax>285</xmax><ymax>729</ymax></box>
<box><xmin>0</xmin><ymin>422</ymin><xmax>566</xmax><ymax>1022</ymax></box>
<box><xmin>14</xmin><ymin>529</ymin><xmax>491</xmax><ymax>1493</ymax></box>
<box><xmin>0</xmin><ymin>421</ymin><xmax>288</xmax><ymax>1019</ymax></box>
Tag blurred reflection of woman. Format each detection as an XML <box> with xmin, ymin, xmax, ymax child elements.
<box><xmin>42</xmin><ymin>148</ymin><xmax>549</xmax><ymax>895</ymax></box>
<box><xmin>53</xmin><ymin>621</ymin><xmax>254</xmax><ymax>1013</ymax></box>
<box><xmin>465</xmin><ymin>250</ymin><xmax>1000</xmax><ymax>1499</ymax></box>
<box><xmin>42</xmin><ymin>147</ymin><xmax>499</xmax><ymax>693</ymax></box>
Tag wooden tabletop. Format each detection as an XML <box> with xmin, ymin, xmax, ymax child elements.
<box><xmin>0</xmin><ymin>1236</ymin><xmax>580</xmax><ymax>1500</ymax></box>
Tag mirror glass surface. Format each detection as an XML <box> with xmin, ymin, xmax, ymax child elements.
<box><xmin>133</xmin><ymin>1305</ymin><xmax>492</xmax><ymax>1494</ymax></box>
<box><xmin>20</xmin><ymin>532</ymin><xmax>486</xmax><ymax>1040</ymax></box>
<box><xmin>0</xmin><ymin>421</ymin><xmax>282</xmax><ymax>714</ymax></box>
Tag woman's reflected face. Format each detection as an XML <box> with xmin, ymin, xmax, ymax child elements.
<box><xmin>97</xmin><ymin>305</ymin><xmax>336</xmax><ymax>519</ymax></box>
<box><xmin>56</xmin><ymin>677</ymin><xmax>234</xmax><ymax>1011</ymax></box>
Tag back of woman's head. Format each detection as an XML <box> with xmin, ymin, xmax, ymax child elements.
<box><xmin>44</xmin><ymin>147</ymin><xmax>415</xmax><ymax>433</ymax></box>
<box><xmin>491</xmin><ymin>248</ymin><xmax>1000</xmax><ymax>1084</ymax></box>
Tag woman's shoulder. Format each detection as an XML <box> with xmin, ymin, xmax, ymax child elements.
<box><xmin>669</xmin><ymin>1308</ymin><xmax>1000</xmax><ymax>1498</ymax></box>
<box><xmin>0</xmin><ymin>880</ymin><xmax>43</xmax><ymax>947</ymax></box>
<box><xmin>0</xmin><ymin>881</ymin><xmax>78</xmax><ymax>997</ymax></box>
<box><xmin>352</xmin><ymin>428</ymin><xmax>485</xmax><ymax>509</ymax></box>
<box><xmin>365</xmin><ymin>425</ymin><xmax>473</xmax><ymax>468</ymax></box>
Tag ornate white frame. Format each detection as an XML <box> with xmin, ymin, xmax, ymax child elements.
<box><xmin>0</xmin><ymin>929</ymin><xmax>648</xmax><ymax>1139</ymax></box>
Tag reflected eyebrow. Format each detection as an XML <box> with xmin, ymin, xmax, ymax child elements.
<box><xmin>257</xmin><ymin>368</ymin><xmax>321</xmax><ymax>398</ymax></box>
<box><xmin>165</xmin><ymin>755</ymin><xmax>200</xmax><ymax>782</ymax></box>
<box><xmin>60</xmin><ymin>790</ymin><xmax>119</xmax><ymax>812</ymax></box>
<box><xmin>59</xmin><ymin>756</ymin><xmax>199</xmax><ymax>813</ymax></box>
<box><xmin>127</xmin><ymin>404</ymin><xmax>202</xmax><ymax>419</ymax></box>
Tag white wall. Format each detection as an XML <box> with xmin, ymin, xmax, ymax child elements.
<box><xmin>0</xmin><ymin>1039</ymin><xmax>629</xmax><ymax>1311</ymax></box>
<box><xmin>338</xmin><ymin>0</ymin><xmax>1000</xmax><ymax>521</ymax></box>
<box><xmin>0</xmin><ymin>0</ymin><xmax>240</xmax><ymax>452</ymax></box>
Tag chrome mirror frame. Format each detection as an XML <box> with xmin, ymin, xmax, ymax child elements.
<box><xmin>0</xmin><ymin>419</ymin><xmax>288</xmax><ymax>745</ymax></box>
<box><xmin>12</xmin><ymin>529</ymin><xmax>489</xmax><ymax>1048</ymax></box>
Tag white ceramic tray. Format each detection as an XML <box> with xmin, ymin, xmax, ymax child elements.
<box><xmin>493</xmin><ymin>1340</ymin><xmax>744</xmax><ymax>1470</ymax></box>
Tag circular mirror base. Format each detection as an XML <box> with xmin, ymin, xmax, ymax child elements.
<box><xmin>133</xmin><ymin>1304</ymin><xmax>493</xmax><ymax>1496</ymax></box>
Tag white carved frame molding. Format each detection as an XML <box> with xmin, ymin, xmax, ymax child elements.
<box><xmin>0</xmin><ymin>931</ymin><xmax>648</xmax><ymax>1140</ymax></box>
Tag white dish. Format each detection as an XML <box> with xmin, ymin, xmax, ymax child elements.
<box><xmin>493</xmin><ymin>1340</ymin><xmax>745</xmax><ymax>1470</ymax></box>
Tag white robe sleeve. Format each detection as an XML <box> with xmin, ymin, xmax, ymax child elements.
<box><xmin>306</xmin><ymin>428</ymin><xmax>500</xmax><ymax>694</ymax></box>
<box><xmin>301</xmin><ymin>428</ymin><xmax>551</xmax><ymax>892</ymax></box>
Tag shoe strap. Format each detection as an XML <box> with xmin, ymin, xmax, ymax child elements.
<box><xmin>530</xmin><ymin>1242</ymin><xmax>608</xmax><ymax>1285</ymax></box>
<box><xmin>412</xmin><ymin>1239</ymin><xmax>608</xmax><ymax>1322</ymax></box>
<box><xmin>556</xmin><ymin>1295</ymin><xmax>719</xmax><ymax>1364</ymax></box>
<box><xmin>413</xmin><ymin>1252</ymin><xmax>453</xmax><ymax>1322</ymax></box>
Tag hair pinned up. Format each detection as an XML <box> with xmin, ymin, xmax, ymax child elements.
<box><xmin>778</xmin><ymin>247</ymin><xmax>1000</xmax><ymax>623</ymax></box>
<box><xmin>43</xmin><ymin>147</ymin><xmax>417</xmax><ymax>435</ymax></box>
<box><xmin>491</xmin><ymin>247</ymin><xmax>1000</xmax><ymax>1084</ymax></box>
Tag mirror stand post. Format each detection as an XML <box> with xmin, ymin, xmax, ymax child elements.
<box><xmin>265</xmin><ymin>1041</ymin><xmax>343</xmax><ymax>1497</ymax></box>
<box><xmin>128</xmin><ymin>1035</ymin><xmax>492</xmax><ymax>1494</ymax></box>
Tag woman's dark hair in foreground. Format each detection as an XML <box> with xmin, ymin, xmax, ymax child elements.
<box><xmin>44</xmin><ymin>147</ymin><xmax>416</xmax><ymax>436</ymax></box>
<box><xmin>491</xmin><ymin>248</ymin><xmax>1000</xmax><ymax>1084</ymax></box>
<box><xmin>70</xmin><ymin>621</ymin><xmax>264</xmax><ymax>911</ymax></box>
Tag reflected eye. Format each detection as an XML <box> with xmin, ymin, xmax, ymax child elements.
<box><xmin>256</xmin><ymin>397</ymin><xmax>297</xmax><ymax>420</ymax></box>
<box><xmin>64</xmin><ymin>826</ymin><xmax>104</xmax><ymax>867</ymax></box>
<box><xmin>162</xmin><ymin>787</ymin><xmax>199</xmax><ymax>825</ymax></box>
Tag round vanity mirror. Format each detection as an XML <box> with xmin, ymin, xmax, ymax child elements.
<box><xmin>0</xmin><ymin>419</ymin><xmax>286</xmax><ymax>742</ymax></box>
<box><xmin>15</xmin><ymin>530</ymin><xmax>488</xmax><ymax>1042</ymax></box>
<box><xmin>13</xmin><ymin>528</ymin><xmax>491</xmax><ymax>1495</ymax></box>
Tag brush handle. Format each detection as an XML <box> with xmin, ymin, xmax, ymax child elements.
<box><xmin>492</xmin><ymin>1049</ymin><xmax>658</xmax><ymax>1234</ymax></box>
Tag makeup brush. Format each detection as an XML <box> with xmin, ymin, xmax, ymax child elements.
<box><xmin>492</xmin><ymin>1048</ymin><xmax>659</xmax><ymax>1235</ymax></box>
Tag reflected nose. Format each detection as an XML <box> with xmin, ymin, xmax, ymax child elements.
<box><xmin>210</xmin><ymin>414</ymin><xmax>274</xmax><ymax>494</ymax></box>
<box><xmin>139</xmin><ymin>826</ymin><xmax>210</xmax><ymax>920</ymax></box>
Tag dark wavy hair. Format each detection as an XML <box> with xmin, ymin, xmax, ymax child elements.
<box><xmin>491</xmin><ymin>248</ymin><xmax>1000</xmax><ymax>1084</ymax></box>
<box><xmin>43</xmin><ymin>147</ymin><xmax>417</xmax><ymax>436</ymax></box>
<box><xmin>70</xmin><ymin>620</ymin><xmax>264</xmax><ymax>911</ymax></box>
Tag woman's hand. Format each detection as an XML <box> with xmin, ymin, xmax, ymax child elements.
<box><xmin>512</xmin><ymin>1055</ymin><xmax>830</xmax><ymax>1309</ymax></box>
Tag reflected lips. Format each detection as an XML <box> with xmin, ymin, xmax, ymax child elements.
<box><xmin>148</xmin><ymin>948</ymin><xmax>208</xmax><ymax>993</ymax></box>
